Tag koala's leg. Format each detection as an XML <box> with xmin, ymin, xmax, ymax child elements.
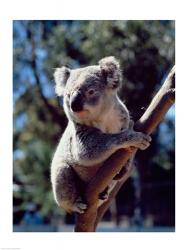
<box><xmin>52</xmin><ymin>165</ymin><xmax>87</xmax><ymax>214</ymax></box>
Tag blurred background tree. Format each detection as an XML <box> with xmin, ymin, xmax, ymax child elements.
<box><xmin>13</xmin><ymin>20</ymin><xmax>175</xmax><ymax>230</ymax></box>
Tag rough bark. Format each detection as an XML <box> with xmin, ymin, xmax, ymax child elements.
<box><xmin>74</xmin><ymin>66</ymin><xmax>175</xmax><ymax>232</ymax></box>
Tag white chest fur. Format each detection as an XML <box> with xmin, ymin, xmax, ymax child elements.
<box><xmin>95</xmin><ymin>97</ymin><xmax>130</xmax><ymax>133</ymax></box>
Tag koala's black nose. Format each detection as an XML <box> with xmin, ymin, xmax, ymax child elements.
<box><xmin>70</xmin><ymin>91</ymin><xmax>83</xmax><ymax>112</ymax></box>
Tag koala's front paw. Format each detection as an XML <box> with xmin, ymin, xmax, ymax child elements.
<box><xmin>130</xmin><ymin>132</ymin><xmax>152</xmax><ymax>150</ymax></box>
<box><xmin>73</xmin><ymin>198</ymin><xmax>87</xmax><ymax>214</ymax></box>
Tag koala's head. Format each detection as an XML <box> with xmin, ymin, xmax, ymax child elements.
<box><xmin>54</xmin><ymin>56</ymin><xmax>122</xmax><ymax>123</ymax></box>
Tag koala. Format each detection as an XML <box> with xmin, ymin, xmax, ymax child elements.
<box><xmin>51</xmin><ymin>56</ymin><xmax>151</xmax><ymax>214</ymax></box>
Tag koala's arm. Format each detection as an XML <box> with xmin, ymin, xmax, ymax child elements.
<box><xmin>74</xmin><ymin>125</ymin><xmax>151</xmax><ymax>166</ymax></box>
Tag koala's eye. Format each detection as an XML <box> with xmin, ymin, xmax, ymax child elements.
<box><xmin>87</xmin><ymin>89</ymin><xmax>95</xmax><ymax>97</ymax></box>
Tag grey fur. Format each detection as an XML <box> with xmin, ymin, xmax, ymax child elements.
<box><xmin>51</xmin><ymin>57</ymin><xmax>151</xmax><ymax>213</ymax></box>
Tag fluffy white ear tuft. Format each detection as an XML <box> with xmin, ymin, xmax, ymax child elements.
<box><xmin>54</xmin><ymin>66</ymin><xmax>71</xmax><ymax>96</ymax></box>
<box><xmin>99</xmin><ymin>56</ymin><xmax>120</xmax><ymax>71</ymax></box>
<box><xmin>99</xmin><ymin>56</ymin><xmax>121</xmax><ymax>89</ymax></box>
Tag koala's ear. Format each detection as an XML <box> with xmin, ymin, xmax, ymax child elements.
<box><xmin>99</xmin><ymin>56</ymin><xmax>121</xmax><ymax>89</ymax></box>
<box><xmin>54</xmin><ymin>66</ymin><xmax>71</xmax><ymax>96</ymax></box>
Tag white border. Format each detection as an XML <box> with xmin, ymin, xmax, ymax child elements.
<box><xmin>0</xmin><ymin>0</ymin><xmax>186</xmax><ymax>250</ymax></box>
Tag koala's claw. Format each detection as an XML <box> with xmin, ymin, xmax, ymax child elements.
<box><xmin>133</xmin><ymin>132</ymin><xmax>152</xmax><ymax>150</ymax></box>
<box><xmin>139</xmin><ymin>141</ymin><xmax>150</xmax><ymax>150</ymax></box>
<box><xmin>73</xmin><ymin>201</ymin><xmax>87</xmax><ymax>214</ymax></box>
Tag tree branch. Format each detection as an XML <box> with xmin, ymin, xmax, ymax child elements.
<box><xmin>74</xmin><ymin>66</ymin><xmax>175</xmax><ymax>232</ymax></box>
